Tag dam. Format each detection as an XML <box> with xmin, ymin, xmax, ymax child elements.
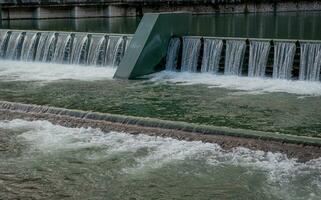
<box><xmin>0</xmin><ymin>4</ymin><xmax>321</xmax><ymax>200</ymax></box>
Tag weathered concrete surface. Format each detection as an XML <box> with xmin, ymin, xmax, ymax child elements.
<box><xmin>1</xmin><ymin>1</ymin><xmax>321</xmax><ymax>19</ymax></box>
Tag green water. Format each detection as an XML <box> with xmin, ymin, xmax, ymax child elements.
<box><xmin>1</xmin><ymin>12</ymin><xmax>321</xmax><ymax>40</ymax></box>
<box><xmin>1</xmin><ymin>76</ymin><xmax>321</xmax><ymax>138</ymax></box>
<box><xmin>0</xmin><ymin>119</ymin><xmax>320</xmax><ymax>200</ymax></box>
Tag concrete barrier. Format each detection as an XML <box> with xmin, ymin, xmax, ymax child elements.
<box><xmin>114</xmin><ymin>12</ymin><xmax>191</xmax><ymax>79</ymax></box>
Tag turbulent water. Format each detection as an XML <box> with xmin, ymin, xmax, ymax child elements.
<box><xmin>150</xmin><ymin>71</ymin><xmax>321</xmax><ymax>96</ymax></box>
<box><xmin>0</xmin><ymin>60</ymin><xmax>116</xmax><ymax>81</ymax></box>
<box><xmin>0</xmin><ymin>119</ymin><xmax>320</xmax><ymax>200</ymax></box>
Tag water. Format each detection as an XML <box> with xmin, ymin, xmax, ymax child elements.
<box><xmin>2</xmin><ymin>12</ymin><xmax>321</xmax><ymax>40</ymax></box>
<box><xmin>165</xmin><ymin>38</ymin><xmax>181</xmax><ymax>71</ymax></box>
<box><xmin>299</xmin><ymin>42</ymin><xmax>321</xmax><ymax>81</ymax></box>
<box><xmin>0</xmin><ymin>30</ymin><xmax>129</xmax><ymax>67</ymax></box>
<box><xmin>272</xmin><ymin>42</ymin><xmax>296</xmax><ymax>80</ymax></box>
<box><xmin>248</xmin><ymin>40</ymin><xmax>271</xmax><ymax>77</ymax></box>
<box><xmin>104</xmin><ymin>36</ymin><xmax>126</xmax><ymax>67</ymax></box>
<box><xmin>0</xmin><ymin>60</ymin><xmax>116</xmax><ymax>81</ymax></box>
<box><xmin>181</xmin><ymin>37</ymin><xmax>201</xmax><ymax>72</ymax></box>
<box><xmin>201</xmin><ymin>38</ymin><xmax>223</xmax><ymax>73</ymax></box>
<box><xmin>224</xmin><ymin>40</ymin><xmax>246</xmax><ymax>75</ymax></box>
<box><xmin>0</xmin><ymin>119</ymin><xmax>320</xmax><ymax>199</ymax></box>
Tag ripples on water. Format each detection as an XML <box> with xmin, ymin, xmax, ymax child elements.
<box><xmin>0</xmin><ymin>119</ymin><xmax>320</xmax><ymax>199</ymax></box>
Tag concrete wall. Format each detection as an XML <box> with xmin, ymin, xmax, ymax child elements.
<box><xmin>1</xmin><ymin>1</ymin><xmax>321</xmax><ymax>19</ymax></box>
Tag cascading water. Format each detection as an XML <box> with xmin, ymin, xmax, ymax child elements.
<box><xmin>4</xmin><ymin>31</ymin><xmax>25</xmax><ymax>60</ymax></box>
<box><xmin>248</xmin><ymin>40</ymin><xmax>271</xmax><ymax>77</ymax></box>
<box><xmin>0</xmin><ymin>30</ymin><xmax>129</xmax><ymax>68</ymax></box>
<box><xmin>224</xmin><ymin>40</ymin><xmax>246</xmax><ymax>75</ymax></box>
<box><xmin>125</xmin><ymin>36</ymin><xmax>132</xmax><ymax>52</ymax></box>
<box><xmin>0</xmin><ymin>31</ymin><xmax>10</xmax><ymax>58</ymax></box>
<box><xmin>299</xmin><ymin>42</ymin><xmax>321</xmax><ymax>81</ymax></box>
<box><xmin>104</xmin><ymin>36</ymin><xmax>125</xmax><ymax>67</ymax></box>
<box><xmin>272</xmin><ymin>42</ymin><xmax>296</xmax><ymax>80</ymax></box>
<box><xmin>165</xmin><ymin>38</ymin><xmax>181</xmax><ymax>71</ymax></box>
<box><xmin>201</xmin><ymin>39</ymin><xmax>223</xmax><ymax>73</ymax></box>
<box><xmin>181</xmin><ymin>37</ymin><xmax>201</xmax><ymax>72</ymax></box>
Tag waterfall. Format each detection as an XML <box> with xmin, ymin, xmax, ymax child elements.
<box><xmin>5</xmin><ymin>31</ymin><xmax>25</xmax><ymax>60</ymax></box>
<box><xmin>181</xmin><ymin>37</ymin><xmax>201</xmax><ymax>72</ymax></box>
<box><xmin>224</xmin><ymin>40</ymin><xmax>246</xmax><ymax>75</ymax></box>
<box><xmin>104</xmin><ymin>36</ymin><xmax>125</xmax><ymax>67</ymax></box>
<box><xmin>0</xmin><ymin>31</ymin><xmax>10</xmax><ymax>58</ymax></box>
<box><xmin>87</xmin><ymin>35</ymin><xmax>108</xmax><ymax>66</ymax></box>
<box><xmin>272</xmin><ymin>42</ymin><xmax>296</xmax><ymax>79</ymax></box>
<box><xmin>125</xmin><ymin>36</ymin><xmax>132</xmax><ymax>52</ymax></box>
<box><xmin>21</xmin><ymin>32</ymin><xmax>40</xmax><ymax>61</ymax></box>
<box><xmin>299</xmin><ymin>42</ymin><xmax>321</xmax><ymax>81</ymax></box>
<box><xmin>248</xmin><ymin>41</ymin><xmax>271</xmax><ymax>77</ymax></box>
<box><xmin>201</xmin><ymin>39</ymin><xmax>223</xmax><ymax>73</ymax></box>
<box><xmin>71</xmin><ymin>34</ymin><xmax>90</xmax><ymax>65</ymax></box>
<box><xmin>165</xmin><ymin>38</ymin><xmax>181</xmax><ymax>71</ymax></box>
<box><xmin>34</xmin><ymin>32</ymin><xmax>52</xmax><ymax>62</ymax></box>
<box><xmin>0</xmin><ymin>29</ymin><xmax>128</xmax><ymax>68</ymax></box>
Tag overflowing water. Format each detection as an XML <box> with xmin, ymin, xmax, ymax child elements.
<box><xmin>201</xmin><ymin>38</ymin><xmax>223</xmax><ymax>73</ymax></box>
<box><xmin>299</xmin><ymin>42</ymin><xmax>321</xmax><ymax>81</ymax></box>
<box><xmin>0</xmin><ymin>60</ymin><xmax>116</xmax><ymax>82</ymax></box>
<box><xmin>224</xmin><ymin>40</ymin><xmax>246</xmax><ymax>75</ymax></box>
<box><xmin>181</xmin><ymin>37</ymin><xmax>201</xmax><ymax>72</ymax></box>
<box><xmin>165</xmin><ymin>38</ymin><xmax>181</xmax><ymax>71</ymax></box>
<box><xmin>0</xmin><ymin>119</ymin><xmax>320</xmax><ymax>199</ymax></box>
<box><xmin>0</xmin><ymin>30</ymin><xmax>129</xmax><ymax>68</ymax></box>
<box><xmin>248</xmin><ymin>40</ymin><xmax>271</xmax><ymax>77</ymax></box>
<box><xmin>272</xmin><ymin>42</ymin><xmax>296</xmax><ymax>80</ymax></box>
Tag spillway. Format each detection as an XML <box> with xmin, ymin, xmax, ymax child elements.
<box><xmin>165</xmin><ymin>36</ymin><xmax>321</xmax><ymax>82</ymax></box>
<box><xmin>0</xmin><ymin>29</ymin><xmax>131</xmax><ymax>68</ymax></box>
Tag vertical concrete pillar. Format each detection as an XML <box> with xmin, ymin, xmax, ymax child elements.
<box><xmin>107</xmin><ymin>5</ymin><xmax>136</xmax><ymax>17</ymax></box>
<box><xmin>73</xmin><ymin>6</ymin><xmax>106</xmax><ymax>18</ymax></box>
<box><xmin>36</xmin><ymin>6</ymin><xmax>72</xmax><ymax>19</ymax></box>
<box><xmin>114</xmin><ymin>12</ymin><xmax>191</xmax><ymax>79</ymax></box>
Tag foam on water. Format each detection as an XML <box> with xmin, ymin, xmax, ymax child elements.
<box><xmin>1</xmin><ymin>119</ymin><xmax>320</xmax><ymax>177</ymax></box>
<box><xmin>0</xmin><ymin>60</ymin><xmax>116</xmax><ymax>82</ymax></box>
<box><xmin>149</xmin><ymin>71</ymin><xmax>321</xmax><ymax>96</ymax></box>
<box><xmin>1</xmin><ymin>119</ymin><xmax>321</xmax><ymax>199</ymax></box>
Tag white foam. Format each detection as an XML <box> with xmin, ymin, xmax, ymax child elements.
<box><xmin>149</xmin><ymin>71</ymin><xmax>321</xmax><ymax>96</ymax></box>
<box><xmin>0</xmin><ymin>60</ymin><xmax>116</xmax><ymax>82</ymax></box>
<box><xmin>1</xmin><ymin>119</ymin><xmax>320</xmax><ymax>199</ymax></box>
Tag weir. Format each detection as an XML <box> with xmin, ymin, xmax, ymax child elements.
<box><xmin>0</xmin><ymin>29</ymin><xmax>131</xmax><ymax>67</ymax></box>
<box><xmin>1</xmin><ymin>13</ymin><xmax>321</xmax><ymax>82</ymax></box>
<box><xmin>165</xmin><ymin>36</ymin><xmax>321</xmax><ymax>82</ymax></box>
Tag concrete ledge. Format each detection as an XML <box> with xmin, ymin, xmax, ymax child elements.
<box><xmin>1</xmin><ymin>100</ymin><xmax>321</xmax><ymax>147</ymax></box>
